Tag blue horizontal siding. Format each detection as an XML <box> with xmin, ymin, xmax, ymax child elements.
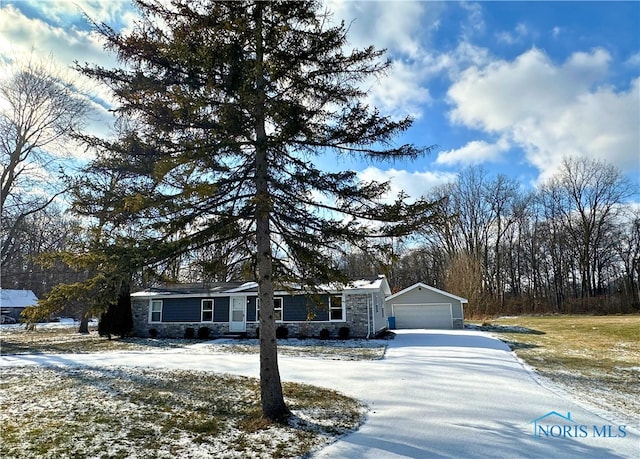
<box><xmin>157</xmin><ymin>294</ymin><xmax>337</xmax><ymax>323</ymax></box>
<box><xmin>247</xmin><ymin>297</ymin><xmax>257</xmax><ymax>322</ymax></box>
<box><xmin>214</xmin><ymin>297</ymin><xmax>229</xmax><ymax>322</ymax></box>
<box><xmin>284</xmin><ymin>295</ymin><xmax>329</xmax><ymax>321</ymax></box>
<box><xmin>163</xmin><ymin>298</ymin><xmax>200</xmax><ymax>322</ymax></box>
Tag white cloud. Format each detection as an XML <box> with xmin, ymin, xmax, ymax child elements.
<box><xmin>436</xmin><ymin>138</ymin><xmax>510</xmax><ymax>166</ymax></box>
<box><xmin>324</xmin><ymin>0</ymin><xmax>437</xmax><ymax>119</ymax></box>
<box><xmin>460</xmin><ymin>2</ymin><xmax>485</xmax><ymax>39</ymax></box>
<box><xmin>0</xmin><ymin>2</ymin><xmax>135</xmax><ymax>159</ymax></box>
<box><xmin>366</xmin><ymin>60</ymin><xmax>432</xmax><ymax>119</ymax></box>
<box><xmin>0</xmin><ymin>4</ymin><xmax>119</xmax><ymax>71</ymax></box>
<box><xmin>625</xmin><ymin>52</ymin><xmax>640</xmax><ymax>67</ymax></box>
<box><xmin>447</xmin><ymin>47</ymin><xmax>639</xmax><ymax>183</ymax></box>
<box><xmin>358</xmin><ymin>166</ymin><xmax>456</xmax><ymax>201</ymax></box>
<box><xmin>496</xmin><ymin>22</ymin><xmax>530</xmax><ymax>45</ymax></box>
<box><xmin>326</xmin><ymin>0</ymin><xmax>434</xmax><ymax>58</ymax></box>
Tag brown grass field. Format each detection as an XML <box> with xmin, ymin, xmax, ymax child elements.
<box><xmin>476</xmin><ymin>315</ymin><xmax>640</xmax><ymax>426</ymax></box>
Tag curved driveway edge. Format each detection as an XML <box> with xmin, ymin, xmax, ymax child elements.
<box><xmin>1</xmin><ymin>329</ymin><xmax>638</xmax><ymax>458</ymax></box>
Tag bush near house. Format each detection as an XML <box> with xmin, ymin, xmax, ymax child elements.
<box><xmin>198</xmin><ymin>327</ymin><xmax>211</xmax><ymax>340</ymax></box>
<box><xmin>276</xmin><ymin>325</ymin><xmax>289</xmax><ymax>339</ymax></box>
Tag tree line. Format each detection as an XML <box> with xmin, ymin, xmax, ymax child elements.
<box><xmin>4</xmin><ymin>155</ymin><xmax>638</xmax><ymax>319</ymax></box>
<box><xmin>342</xmin><ymin>158</ymin><xmax>639</xmax><ymax>317</ymax></box>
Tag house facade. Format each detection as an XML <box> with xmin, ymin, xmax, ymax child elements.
<box><xmin>131</xmin><ymin>276</ymin><xmax>390</xmax><ymax>339</ymax></box>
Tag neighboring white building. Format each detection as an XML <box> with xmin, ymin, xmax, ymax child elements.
<box><xmin>0</xmin><ymin>289</ymin><xmax>38</xmax><ymax>323</ymax></box>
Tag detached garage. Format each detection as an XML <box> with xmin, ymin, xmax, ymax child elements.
<box><xmin>386</xmin><ymin>283</ymin><xmax>467</xmax><ymax>329</ymax></box>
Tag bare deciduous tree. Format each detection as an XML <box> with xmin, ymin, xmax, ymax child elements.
<box><xmin>541</xmin><ymin>157</ymin><xmax>634</xmax><ymax>298</ymax></box>
<box><xmin>1</xmin><ymin>55</ymin><xmax>90</xmax><ymax>271</ymax></box>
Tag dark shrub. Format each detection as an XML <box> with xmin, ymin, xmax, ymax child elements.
<box><xmin>97</xmin><ymin>312</ymin><xmax>109</xmax><ymax>337</ymax></box>
<box><xmin>276</xmin><ymin>325</ymin><xmax>289</xmax><ymax>339</ymax></box>
<box><xmin>319</xmin><ymin>328</ymin><xmax>330</xmax><ymax>340</ymax></box>
<box><xmin>198</xmin><ymin>327</ymin><xmax>211</xmax><ymax>340</ymax></box>
<box><xmin>148</xmin><ymin>328</ymin><xmax>158</xmax><ymax>338</ymax></box>
<box><xmin>98</xmin><ymin>287</ymin><xmax>133</xmax><ymax>339</ymax></box>
<box><xmin>338</xmin><ymin>326</ymin><xmax>350</xmax><ymax>340</ymax></box>
<box><xmin>255</xmin><ymin>327</ymin><xmax>260</xmax><ymax>338</ymax></box>
<box><xmin>184</xmin><ymin>327</ymin><xmax>195</xmax><ymax>339</ymax></box>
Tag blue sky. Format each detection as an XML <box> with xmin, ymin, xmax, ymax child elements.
<box><xmin>1</xmin><ymin>1</ymin><xmax>638</xmax><ymax>201</ymax></box>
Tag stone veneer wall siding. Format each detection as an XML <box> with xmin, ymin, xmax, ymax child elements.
<box><xmin>344</xmin><ymin>293</ymin><xmax>371</xmax><ymax>337</ymax></box>
<box><xmin>131</xmin><ymin>298</ymin><xmax>150</xmax><ymax>336</ymax></box>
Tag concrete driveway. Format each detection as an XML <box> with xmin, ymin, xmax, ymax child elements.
<box><xmin>306</xmin><ymin>330</ymin><xmax>639</xmax><ymax>458</ymax></box>
<box><xmin>1</xmin><ymin>329</ymin><xmax>637</xmax><ymax>458</ymax></box>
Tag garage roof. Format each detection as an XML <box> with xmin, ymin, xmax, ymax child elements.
<box><xmin>386</xmin><ymin>282</ymin><xmax>468</xmax><ymax>303</ymax></box>
<box><xmin>0</xmin><ymin>289</ymin><xmax>38</xmax><ymax>308</ymax></box>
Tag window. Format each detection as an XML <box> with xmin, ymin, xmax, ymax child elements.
<box><xmin>274</xmin><ymin>298</ymin><xmax>283</xmax><ymax>321</ymax></box>
<box><xmin>329</xmin><ymin>295</ymin><xmax>343</xmax><ymax>321</ymax></box>
<box><xmin>255</xmin><ymin>298</ymin><xmax>259</xmax><ymax>322</ymax></box>
<box><xmin>201</xmin><ymin>299</ymin><xmax>213</xmax><ymax>322</ymax></box>
<box><xmin>150</xmin><ymin>300</ymin><xmax>162</xmax><ymax>322</ymax></box>
<box><xmin>256</xmin><ymin>297</ymin><xmax>283</xmax><ymax>321</ymax></box>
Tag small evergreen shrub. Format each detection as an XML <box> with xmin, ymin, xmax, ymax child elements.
<box><xmin>319</xmin><ymin>328</ymin><xmax>330</xmax><ymax>340</ymax></box>
<box><xmin>184</xmin><ymin>327</ymin><xmax>195</xmax><ymax>339</ymax></box>
<box><xmin>338</xmin><ymin>326</ymin><xmax>350</xmax><ymax>340</ymax></box>
<box><xmin>197</xmin><ymin>327</ymin><xmax>211</xmax><ymax>340</ymax></box>
<box><xmin>148</xmin><ymin>328</ymin><xmax>158</xmax><ymax>338</ymax></box>
<box><xmin>276</xmin><ymin>325</ymin><xmax>289</xmax><ymax>339</ymax></box>
<box><xmin>255</xmin><ymin>327</ymin><xmax>260</xmax><ymax>338</ymax></box>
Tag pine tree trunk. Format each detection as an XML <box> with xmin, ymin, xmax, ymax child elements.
<box><xmin>253</xmin><ymin>2</ymin><xmax>289</xmax><ymax>422</ymax></box>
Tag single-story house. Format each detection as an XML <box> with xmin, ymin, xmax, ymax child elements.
<box><xmin>385</xmin><ymin>283</ymin><xmax>466</xmax><ymax>329</ymax></box>
<box><xmin>0</xmin><ymin>289</ymin><xmax>38</xmax><ymax>323</ymax></box>
<box><xmin>131</xmin><ymin>275</ymin><xmax>391</xmax><ymax>339</ymax></box>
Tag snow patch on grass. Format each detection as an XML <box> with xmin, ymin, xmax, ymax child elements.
<box><xmin>0</xmin><ymin>366</ymin><xmax>366</xmax><ymax>459</ymax></box>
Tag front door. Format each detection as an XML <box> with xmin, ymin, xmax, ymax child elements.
<box><xmin>229</xmin><ymin>297</ymin><xmax>246</xmax><ymax>332</ymax></box>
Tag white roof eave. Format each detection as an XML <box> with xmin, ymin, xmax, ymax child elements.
<box><xmin>386</xmin><ymin>282</ymin><xmax>468</xmax><ymax>303</ymax></box>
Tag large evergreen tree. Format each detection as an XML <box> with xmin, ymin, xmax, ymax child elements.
<box><xmin>78</xmin><ymin>0</ymin><xmax>437</xmax><ymax>421</ymax></box>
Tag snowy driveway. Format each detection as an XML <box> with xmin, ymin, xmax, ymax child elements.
<box><xmin>1</xmin><ymin>329</ymin><xmax>638</xmax><ymax>458</ymax></box>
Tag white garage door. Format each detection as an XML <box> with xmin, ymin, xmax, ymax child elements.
<box><xmin>393</xmin><ymin>303</ymin><xmax>453</xmax><ymax>329</ymax></box>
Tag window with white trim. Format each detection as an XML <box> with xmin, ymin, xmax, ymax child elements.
<box><xmin>150</xmin><ymin>300</ymin><xmax>162</xmax><ymax>322</ymax></box>
<box><xmin>201</xmin><ymin>299</ymin><xmax>213</xmax><ymax>322</ymax></box>
<box><xmin>329</xmin><ymin>295</ymin><xmax>343</xmax><ymax>321</ymax></box>
<box><xmin>256</xmin><ymin>297</ymin><xmax>283</xmax><ymax>321</ymax></box>
<box><xmin>274</xmin><ymin>298</ymin><xmax>283</xmax><ymax>321</ymax></box>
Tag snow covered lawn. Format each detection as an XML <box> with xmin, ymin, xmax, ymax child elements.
<box><xmin>1</xmin><ymin>365</ymin><xmax>365</xmax><ymax>459</ymax></box>
<box><xmin>0</xmin><ymin>325</ymin><xmax>384</xmax><ymax>458</ymax></box>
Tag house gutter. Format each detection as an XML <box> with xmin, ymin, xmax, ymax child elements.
<box><xmin>371</xmin><ymin>293</ymin><xmax>376</xmax><ymax>337</ymax></box>
<box><xmin>366</xmin><ymin>294</ymin><xmax>372</xmax><ymax>339</ymax></box>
